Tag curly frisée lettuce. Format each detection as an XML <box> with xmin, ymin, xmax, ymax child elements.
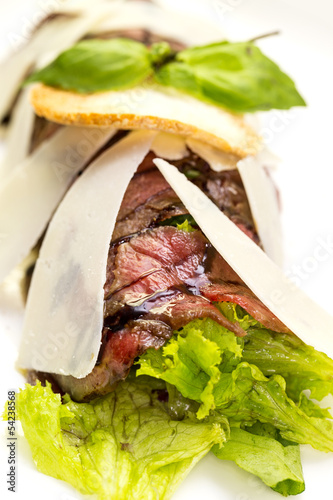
<box><xmin>13</xmin><ymin>378</ymin><xmax>225</xmax><ymax>500</ymax></box>
<box><xmin>9</xmin><ymin>304</ymin><xmax>333</xmax><ymax>498</ymax></box>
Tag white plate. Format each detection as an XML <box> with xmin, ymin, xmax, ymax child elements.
<box><xmin>1</xmin><ymin>1</ymin><xmax>333</xmax><ymax>499</ymax></box>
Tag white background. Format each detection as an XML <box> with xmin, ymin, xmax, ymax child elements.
<box><xmin>0</xmin><ymin>1</ymin><xmax>333</xmax><ymax>499</ymax></box>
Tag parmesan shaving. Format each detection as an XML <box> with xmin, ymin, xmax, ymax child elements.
<box><xmin>0</xmin><ymin>126</ymin><xmax>115</xmax><ymax>284</ymax></box>
<box><xmin>0</xmin><ymin>88</ymin><xmax>35</xmax><ymax>181</ymax></box>
<box><xmin>152</xmin><ymin>132</ymin><xmax>188</xmax><ymax>160</ymax></box>
<box><xmin>0</xmin><ymin>1</ymin><xmax>119</xmax><ymax>121</ymax></box>
<box><xmin>18</xmin><ymin>130</ymin><xmax>156</xmax><ymax>378</ymax></box>
<box><xmin>186</xmin><ymin>138</ymin><xmax>238</xmax><ymax>171</ymax></box>
<box><xmin>237</xmin><ymin>152</ymin><xmax>283</xmax><ymax>266</ymax></box>
<box><xmin>93</xmin><ymin>0</ymin><xmax>225</xmax><ymax>46</ymax></box>
<box><xmin>154</xmin><ymin>158</ymin><xmax>333</xmax><ymax>359</ymax></box>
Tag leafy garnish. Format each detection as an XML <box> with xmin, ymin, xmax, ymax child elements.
<box><xmin>159</xmin><ymin>213</ymin><xmax>197</xmax><ymax>229</ymax></box>
<box><xmin>137</xmin><ymin>318</ymin><xmax>241</xmax><ymax>419</ymax></box>
<box><xmin>213</xmin><ymin>425</ymin><xmax>305</xmax><ymax>496</ymax></box>
<box><xmin>14</xmin><ymin>379</ymin><xmax>225</xmax><ymax>500</ymax></box>
<box><xmin>139</xmin><ymin>313</ymin><xmax>333</xmax><ymax>452</ymax></box>
<box><xmin>8</xmin><ymin>308</ymin><xmax>333</xmax><ymax>498</ymax></box>
<box><xmin>214</xmin><ymin>363</ymin><xmax>333</xmax><ymax>452</ymax></box>
<box><xmin>242</xmin><ymin>326</ymin><xmax>333</xmax><ymax>401</ymax></box>
<box><xmin>25</xmin><ymin>38</ymin><xmax>152</xmax><ymax>93</ymax></box>
<box><xmin>217</xmin><ymin>302</ymin><xmax>260</xmax><ymax>331</ymax></box>
<box><xmin>155</xmin><ymin>41</ymin><xmax>306</xmax><ymax>112</ymax></box>
<box><xmin>25</xmin><ymin>38</ymin><xmax>305</xmax><ymax>112</ymax></box>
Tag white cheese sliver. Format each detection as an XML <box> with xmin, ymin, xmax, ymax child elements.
<box><xmin>154</xmin><ymin>158</ymin><xmax>333</xmax><ymax>359</ymax></box>
<box><xmin>237</xmin><ymin>153</ymin><xmax>284</xmax><ymax>266</ymax></box>
<box><xmin>18</xmin><ymin>130</ymin><xmax>155</xmax><ymax>378</ymax></box>
<box><xmin>0</xmin><ymin>1</ymin><xmax>116</xmax><ymax>121</ymax></box>
<box><xmin>0</xmin><ymin>88</ymin><xmax>35</xmax><ymax>181</ymax></box>
<box><xmin>0</xmin><ymin>126</ymin><xmax>115</xmax><ymax>284</ymax></box>
<box><xmin>186</xmin><ymin>138</ymin><xmax>238</xmax><ymax>171</ymax></box>
<box><xmin>94</xmin><ymin>0</ymin><xmax>225</xmax><ymax>46</ymax></box>
<box><xmin>152</xmin><ymin>132</ymin><xmax>188</xmax><ymax>160</ymax></box>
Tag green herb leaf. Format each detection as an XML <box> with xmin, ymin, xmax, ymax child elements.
<box><xmin>25</xmin><ymin>37</ymin><xmax>306</xmax><ymax>113</ymax></box>
<box><xmin>149</xmin><ymin>41</ymin><xmax>175</xmax><ymax>67</ymax></box>
<box><xmin>176</xmin><ymin>219</ymin><xmax>196</xmax><ymax>232</ymax></box>
<box><xmin>14</xmin><ymin>379</ymin><xmax>225</xmax><ymax>500</ymax></box>
<box><xmin>159</xmin><ymin>213</ymin><xmax>197</xmax><ymax>228</ymax></box>
<box><xmin>213</xmin><ymin>426</ymin><xmax>305</xmax><ymax>496</ymax></box>
<box><xmin>154</xmin><ymin>41</ymin><xmax>306</xmax><ymax>112</ymax></box>
<box><xmin>25</xmin><ymin>38</ymin><xmax>152</xmax><ymax>93</ymax></box>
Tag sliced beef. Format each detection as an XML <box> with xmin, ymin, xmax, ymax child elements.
<box><xmin>173</xmin><ymin>152</ymin><xmax>260</xmax><ymax>244</ymax></box>
<box><xmin>54</xmin><ymin>285</ymin><xmax>250</xmax><ymax>402</ymax></box>
<box><xmin>26</xmin><ymin>25</ymin><xmax>283</xmax><ymax>402</ymax></box>
<box><xmin>107</xmin><ymin>226</ymin><xmax>207</xmax><ymax>299</ymax></box>
<box><xmin>53</xmin><ymin>223</ymin><xmax>285</xmax><ymax>401</ymax></box>
<box><xmin>112</xmin><ymin>153</ymin><xmax>187</xmax><ymax>241</ymax></box>
<box><xmin>105</xmin><ymin>226</ymin><xmax>285</xmax><ymax>338</ymax></box>
<box><xmin>54</xmin><ymin>321</ymin><xmax>171</xmax><ymax>401</ymax></box>
<box><xmin>112</xmin><ymin>188</ymin><xmax>185</xmax><ymax>241</ymax></box>
<box><xmin>113</xmin><ymin>150</ymin><xmax>259</xmax><ymax>243</ymax></box>
<box><xmin>201</xmin><ymin>284</ymin><xmax>289</xmax><ymax>334</ymax></box>
<box><xmin>201</xmin><ymin>247</ymin><xmax>289</xmax><ymax>333</ymax></box>
<box><xmin>37</xmin><ymin>149</ymin><xmax>282</xmax><ymax>401</ymax></box>
<box><xmin>116</xmin><ymin>155</ymin><xmax>171</xmax><ymax>220</ymax></box>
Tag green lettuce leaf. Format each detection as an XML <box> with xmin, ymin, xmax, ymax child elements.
<box><xmin>217</xmin><ymin>302</ymin><xmax>260</xmax><ymax>331</ymax></box>
<box><xmin>12</xmin><ymin>310</ymin><xmax>333</xmax><ymax>499</ymax></box>
<box><xmin>297</xmin><ymin>392</ymin><xmax>332</xmax><ymax>419</ymax></box>
<box><xmin>15</xmin><ymin>378</ymin><xmax>225</xmax><ymax>500</ymax></box>
<box><xmin>137</xmin><ymin>318</ymin><xmax>241</xmax><ymax>418</ymax></box>
<box><xmin>214</xmin><ymin>362</ymin><xmax>333</xmax><ymax>452</ymax></box>
<box><xmin>213</xmin><ymin>426</ymin><xmax>305</xmax><ymax>496</ymax></box>
<box><xmin>217</xmin><ymin>303</ymin><xmax>333</xmax><ymax>402</ymax></box>
<box><xmin>242</xmin><ymin>326</ymin><xmax>333</xmax><ymax>401</ymax></box>
<box><xmin>138</xmin><ymin>315</ymin><xmax>333</xmax><ymax>452</ymax></box>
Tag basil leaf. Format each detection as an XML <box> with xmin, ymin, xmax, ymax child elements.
<box><xmin>25</xmin><ymin>37</ymin><xmax>306</xmax><ymax>113</ymax></box>
<box><xmin>154</xmin><ymin>41</ymin><xmax>306</xmax><ymax>112</ymax></box>
<box><xmin>25</xmin><ymin>38</ymin><xmax>152</xmax><ymax>93</ymax></box>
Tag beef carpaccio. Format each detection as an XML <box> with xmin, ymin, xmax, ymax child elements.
<box><xmin>22</xmin><ymin>26</ymin><xmax>284</xmax><ymax>400</ymax></box>
<box><xmin>29</xmin><ymin>140</ymin><xmax>286</xmax><ymax>400</ymax></box>
<box><xmin>3</xmin><ymin>2</ymin><xmax>333</xmax><ymax>499</ymax></box>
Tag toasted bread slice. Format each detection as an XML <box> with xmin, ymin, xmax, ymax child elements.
<box><xmin>30</xmin><ymin>83</ymin><xmax>261</xmax><ymax>158</ymax></box>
